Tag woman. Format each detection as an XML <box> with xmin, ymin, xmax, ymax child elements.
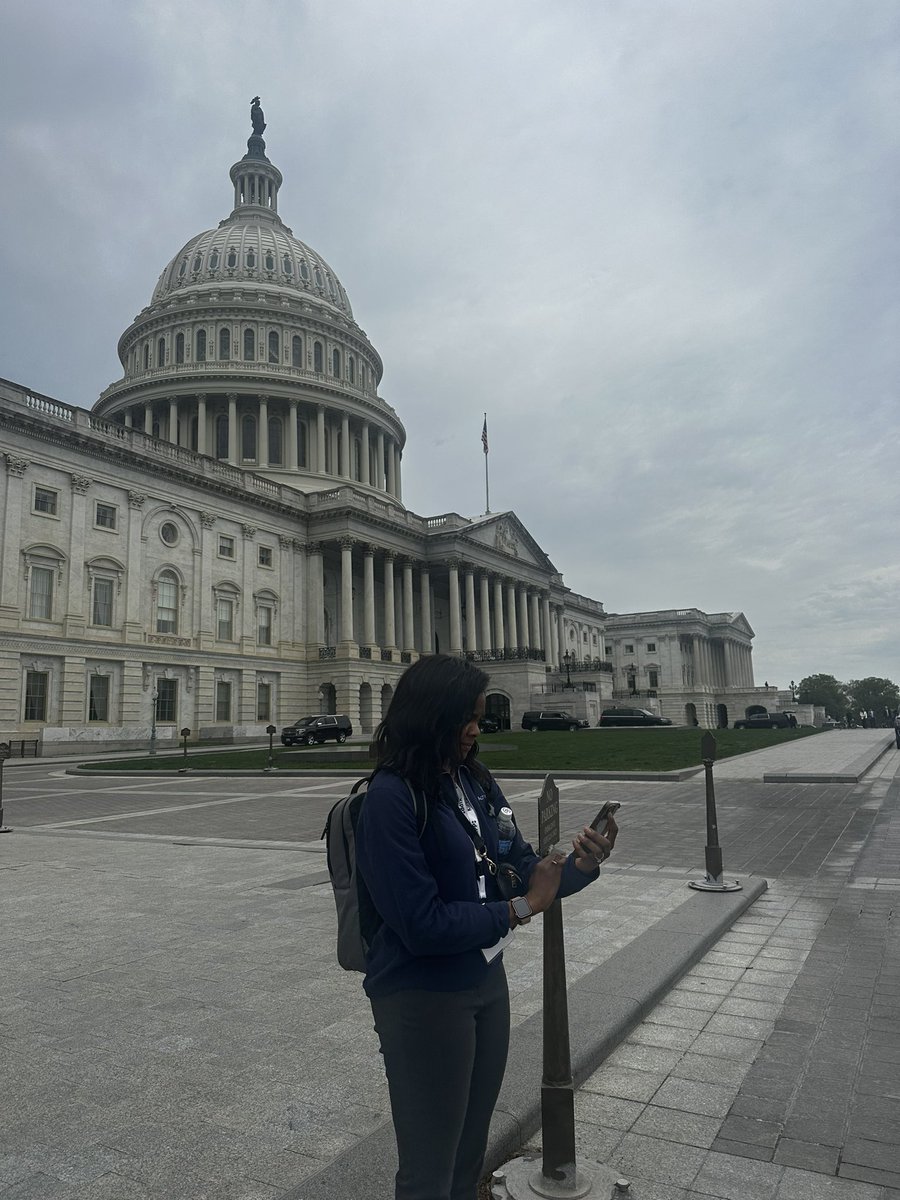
<box><xmin>356</xmin><ymin>655</ymin><xmax>617</xmax><ymax>1200</ymax></box>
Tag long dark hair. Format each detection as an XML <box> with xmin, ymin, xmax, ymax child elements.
<box><xmin>371</xmin><ymin>655</ymin><xmax>489</xmax><ymax>797</ymax></box>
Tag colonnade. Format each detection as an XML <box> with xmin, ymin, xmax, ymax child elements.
<box><xmin>687</xmin><ymin>636</ymin><xmax>754</xmax><ymax>688</ymax></box>
<box><xmin>119</xmin><ymin>393</ymin><xmax>403</xmax><ymax>499</ymax></box>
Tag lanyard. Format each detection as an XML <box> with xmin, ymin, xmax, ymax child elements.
<box><xmin>450</xmin><ymin>774</ymin><xmax>498</xmax><ymax>900</ymax></box>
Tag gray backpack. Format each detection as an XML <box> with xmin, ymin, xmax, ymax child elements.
<box><xmin>322</xmin><ymin>776</ymin><xmax>428</xmax><ymax>971</ymax></box>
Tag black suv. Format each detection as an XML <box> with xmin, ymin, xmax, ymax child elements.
<box><xmin>521</xmin><ymin>711</ymin><xmax>587</xmax><ymax>732</ymax></box>
<box><xmin>734</xmin><ymin>712</ymin><xmax>795</xmax><ymax>730</ymax></box>
<box><xmin>599</xmin><ymin>707</ymin><xmax>673</xmax><ymax>727</ymax></box>
<box><xmin>281</xmin><ymin>714</ymin><xmax>353</xmax><ymax>746</ymax></box>
<box><xmin>479</xmin><ymin>715</ymin><xmax>501</xmax><ymax>734</ymax></box>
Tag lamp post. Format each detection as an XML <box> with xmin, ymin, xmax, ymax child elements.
<box><xmin>179</xmin><ymin>727</ymin><xmax>191</xmax><ymax>773</ymax></box>
<box><xmin>562</xmin><ymin>650</ymin><xmax>572</xmax><ymax>689</ymax></box>
<box><xmin>265</xmin><ymin>724</ymin><xmax>278</xmax><ymax>772</ymax></box>
<box><xmin>0</xmin><ymin>742</ymin><xmax>11</xmax><ymax>832</ymax></box>
<box><xmin>149</xmin><ymin>689</ymin><xmax>158</xmax><ymax>756</ymax></box>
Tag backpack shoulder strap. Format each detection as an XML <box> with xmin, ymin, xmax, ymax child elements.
<box><xmin>402</xmin><ymin>777</ymin><xmax>428</xmax><ymax>837</ymax></box>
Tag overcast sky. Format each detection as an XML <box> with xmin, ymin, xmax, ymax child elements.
<box><xmin>1</xmin><ymin>0</ymin><xmax>897</xmax><ymax>689</ymax></box>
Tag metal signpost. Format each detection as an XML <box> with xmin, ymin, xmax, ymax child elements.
<box><xmin>689</xmin><ymin>732</ymin><xmax>741</xmax><ymax>893</ymax></box>
<box><xmin>179</xmin><ymin>727</ymin><xmax>191</xmax><ymax>773</ymax></box>
<box><xmin>265</xmin><ymin>724</ymin><xmax>278</xmax><ymax>772</ymax></box>
<box><xmin>0</xmin><ymin>742</ymin><xmax>11</xmax><ymax>832</ymax></box>
<box><xmin>493</xmin><ymin>775</ymin><xmax>631</xmax><ymax>1198</ymax></box>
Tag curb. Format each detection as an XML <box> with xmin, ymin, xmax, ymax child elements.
<box><xmin>276</xmin><ymin>874</ymin><xmax>768</xmax><ymax>1199</ymax></box>
<box><xmin>763</xmin><ymin>733</ymin><xmax>894</xmax><ymax>783</ymax></box>
<box><xmin>65</xmin><ymin>766</ymin><xmax>702</xmax><ymax>781</ymax></box>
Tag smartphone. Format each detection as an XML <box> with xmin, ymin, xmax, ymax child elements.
<box><xmin>590</xmin><ymin>801</ymin><xmax>621</xmax><ymax>832</ymax></box>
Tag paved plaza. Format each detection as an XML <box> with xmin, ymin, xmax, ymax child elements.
<box><xmin>0</xmin><ymin>729</ymin><xmax>898</xmax><ymax>1198</ymax></box>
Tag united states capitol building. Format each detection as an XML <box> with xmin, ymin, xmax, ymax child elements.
<box><xmin>0</xmin><ymin>106</ymin><xmax>764</xmax><ymax>752</ymax></box>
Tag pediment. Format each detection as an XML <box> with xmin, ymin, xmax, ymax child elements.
<box><xmin>460</xmin><ymin>512</ymin><xmax>555</xmax><ymax>570</ymax></box>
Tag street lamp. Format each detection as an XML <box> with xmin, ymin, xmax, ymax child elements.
<box><xmin>149</xmin><ymin>689</ymin><xmax>158</xmax><ymax>756</ymax></box>
<box><xmin>562</xmin><ymin>650</ymin><xmax>573</xmax><ymax>689</ymax></box>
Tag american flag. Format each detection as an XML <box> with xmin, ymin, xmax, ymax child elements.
<box><xmin>481</xmin><ymin>416</ymin><xmax>489</xmax><ymax>455</ymax></box>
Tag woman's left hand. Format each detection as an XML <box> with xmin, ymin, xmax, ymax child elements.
<box><xmin>572</xmin><ymin>816</ymin><xmax>617</xmax><ymax>874</ymax></box>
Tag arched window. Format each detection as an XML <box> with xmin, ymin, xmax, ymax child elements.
<box><xmin>209</xmin><ymin>249</ymin><xmax>219</xmax><ymax>271</ymax></box>
<box><xmin>246</xmin><ymin>249</ymin><xmax>256</xmax><ymax>269</ymax></box>
<box><xmin>226</xmin><ymin>248</ymin><xmax>237</xmax><ymax>268</ymax></box>
<box><xmin>175</xmin><ymin>333</ymin><xmax>185</xmax><ymax>364</ymax></box>
<box><xmin>265</xmin><ymin>251</ymin><xmax>275</xmax><ymax>272</ymax></box>
<box><xmin>332</xmin><ymin>348</ymin><xmax>341</xmax><ymax>377</ymax></box>
<box><xmin>298</xmin><ymin>420</ymin><xmax>308</xmax><ymax>468</ymax></box>
<box><xmin>241</xmin><ymin>414</ymin><xmax>257</xmax><ymax>460</ymax></box>
<box><xmin>192</xmin><ymin>253</ymin><xmax>202</xmax><ymax>272</ymax></box>
<box><xmin>156</xmin><ymin>571</ymin><xmax>179</xmax><ymax>634</ymax></box>
<box><xmin>283</xmin><ymin>254</ymin><xmax>293</xmax><ymax>276</ymax></box>
<box><xmin>157</xmin><ymin>337</ymin><xmax>165</xmax><ymax>366</ymax></box>
<box><xmin>348</xmin><ymin>355</ymin><xmax>355</xmax><ymax>383</ymax></box>
<box><xmin>268</xmin><ymin>417</ymin><xmax>283</xmax><ymax>465</ymax></box>
<box><xmin>268</xmin><ymin>330</ymin><xmax>279</xmax><ymax>364</ymax></box>
<box><xmin>314</xmin><ymin>267</ymin><xmax>323</xmax><ymax>288</ymax></box>
<box><xmin>243</xmin><ymin>329</ymin><xmax>255</xmax><ymax>361</ymax></box>
<box><xmin>313</xmin><ymin>341</ymin><xmax>323</xmax><ymax>372</ymax></box>
<box><xmin>299</xmin><ymin>259</ymin><xmax>310</xmax><ymax>281</ymax></box>
<box><xmin>195</xmin><ymin>329</ymin><xmax>206</xmax><ymax>362</ymax></box>
<box><xmin>178</xmin><ymin>257</ymin><xmax>187</xmax><ymax>278</ymax></box>
<box><xmin>291</xmin><ymin>335</ymin><xmax>303</xmax><ymax>368</ymax></box>
<box><xmin>218</xmin><ymin>328</ymin><xmax>230</xmax><ymax>360</ymax></box>
<box><xmin>143</xmin><ymin>344</ymin><xmax>149</xmax><ymax>370</ymax></box>
<box><xmin>215</xmin><ymin>414</ymin><xmax>229</xmax><ymax>459</ymax></box>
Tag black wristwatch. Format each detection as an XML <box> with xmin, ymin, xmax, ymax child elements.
<box><xmin>511</xmin><ymin>895</ymin><xmax>533</xmax><ymax>923</ymax></box>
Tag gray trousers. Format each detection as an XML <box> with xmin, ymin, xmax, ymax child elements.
<box><xmin>370</xmin><ymin>964</ymin><xmax>510</xmax><ymax>1200</ymax></box>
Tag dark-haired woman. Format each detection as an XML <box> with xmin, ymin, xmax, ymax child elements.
<box><xmin>357</xmin><ymin>655</ymin><xmax>617</xmax><ymax>1200</ymax></box>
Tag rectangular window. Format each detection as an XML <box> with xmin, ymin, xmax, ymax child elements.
<box><xmin>215</xmin><ymin>680</ymin><xmax>232</xmax><ymax>721</ymax></box>
<box><xmin>24</xmin><ymin>671</ymin><xmax>49</xmax><ymax>721</ymax></box>
<box><xmin>29</xmin><ymin>566</ymin><xmax>53</xmax><ymax>620</ymax></box>
<box><xmin>156</xmin><ymin>679</ymin><xmax>177</xmax><ymax>723</ymax></box>
<box><xmin>33</xmin><ymin>486</ymin><xmax>58</xmax><ymax>516</ymax></box>
<box><xmin>156</xmin><ymin>577</ymin><xmax>178</xmax><ymax>633</ymax></box>
<box><xmin>218</xmin><ymin>535</ymin><xmax>235</xmax><ymax>559</ymax></box>
<box><xmin>257</xmin><ymin>605</ymin><xmax>272</xmax><ymax>646</ymax></box>
<box><xmin>258</xmin><ymin>545</ymin><xmax>273</xmax><ymax>568</ymax></box>
<box><xmin>92</xmin><ymin>578</ymin><xmax>114</xmax><ymax>626</ymax></box>
<box><xmin>216</xmin><ymin>598</ymin><xmax>234</xmax><ymax>641</ymax></box>
<box><xmin>624</xmin><ymin>644</ymin><xmax>634</xmax><ymax>654</ymax></box>
<box><xmin>256</xmin><ymin>681</ymin><xmax>271</xmax><ymax>721</ymax></box>
<box><xmin>95</xmin><ymin>503</ymin><xmax>117</xmax><ymax>530</ymax></box>
<box><xmin>88</xmin><ymin>675</ymin><xmax>110</xmax><ymax>721</ymax></box>
<box><xmin>648</xmin><ymin>670</ymin><xmax>659</xmax><ymax>689</ymax></box>
<box><xmin>646</xmin><ymin>642</ymin><xmax>656</xmax><ymax>652</ymax></box>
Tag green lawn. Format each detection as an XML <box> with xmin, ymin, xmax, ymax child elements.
<box><xmin>81</xmin><ymin>726</ymin><xmax>822</xmax><ymax>774</ymax></box>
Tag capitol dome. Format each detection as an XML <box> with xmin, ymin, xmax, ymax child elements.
<box><xmin>94</xmin><ymin>103</ymin><xmax>405</xmax><ymax>502</ymax></box>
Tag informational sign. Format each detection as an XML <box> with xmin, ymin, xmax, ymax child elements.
<box><xmin>0</xmin><ymin>743</ymin><xmax>11</xmax><ymax>760</ymax></box>
<box><xmin>538</xmin><ymin>773</ymin><xmax>559</xmax><ymax>856</ymax></box>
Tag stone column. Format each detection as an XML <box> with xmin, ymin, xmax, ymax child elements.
<box><xmin>383</xmin><ymin>552</ymin><xmax>396</xmax><ymax>649</ymax></box>
<box><xmin>394</xmin><ymin>444</ymin><xmax>402</xmax><ymax>502</ymax></box>
<box><xmin>402</xmin><ymin>560</ymin><xmax>415</xmax><ymax>651</ymax></box>
<box><xmin>420</xmin><ymin>567</ymin><xmax>432</xmax><ymax>654</ymax></box>
<box><xmin>196</xmin><ymin>394</ymin><xmax>207</xmax><ymax>455</ymax></box>
<box><xmin>306</xmin><ymin>543</ymin><xmax>325</xmax><ymax>645</ymax></box>
<box><xmin>168</xmin><ymin>398</ymin><xmax>178</xmax><ymax>444</ymax></box>
<box><xmin>316</xmin><ymin>407</ymin><xmax>326</xmax><ymax>474</ymax></box>
<box><xmin>258</xmin><ymin>396</ymin><xmax>269</xmax><ymax>467</ymax></box>
<box><xmin>386</xmin><ymin>438</ymin><xmax>397</xmax><ymax>497</ymax></box>
<box><xmin>480</xmin><ymin>574</ymin><xmax>492</xmax><ymax>651</ymax></box>
<box><xmin>464</xmin><ymin>569</ymin><xmax>478</xmax><ymax>653</ymax></box>
<box><xmin>361</xmin><ymin>422</ymin><xmax>371</xmax><ymax>486</ymax></box>
<box><xmin>448</xmin><ymin>560</ymin><xmax>463</xmax><ymax>656</ymax></box>
<box><xmin>143</xmin><ymin>403</ymin><xmax>153</xmax><ymax>436</ymax></box>
<box><xmin>376</xmin><ymin>431</ymin><xmax>385</xmax><ymax>490</ymax></box>
<box><xmin>340</xmin><ymin>539</ymin><xmax>354</xmax><ymax>644</ymax></box>
<box><xmin>530</xmin><ymin>592</ymin><xmax>541</xmax><ymax>652</ymax></box>
<box><xmin>227</xmin><ymin>393</ymin><xmax>238</xmax><ymax>464</ymax></box>
<box><xmin>518</xmin><ymin>586</ymin><xmax>530</xmax><ymax>650</ymax></box>
<box><xmin>492</xmin><ymin>576</ymin><xmax>505</xmax><ymax>652</ymax></box>
<box><xmin>363</xmin><ymin>546</ymin><xmax>376</xmax><ymax>647</ymax></box>
<box><xmin>65</xmin><ymin>474</ymin><xmax>91</xmax><ymax>635</ymax></box>
<box><xmin>287</xmin><ymin>400</ymin><xmax>299</xmax><ymax>469</ymax></box>
<box><xmin>505</xmin><ymin>580</ymin><xmax>518</xmax><ymax>650</ymax></box>
<box><xmin>123</xmin><ymin>491</ymin><xmax>146</xmax><ymax>641</ymax></box>
<box><xmin>241</xmin><ymin>524</ymin><xmax>256</xmax><ymax>651</ymax></box>
<box><xmin>556</xmin><ymin>609</ymin><xmax>566</xmax><ymax>664</ymax></box>
<box><xmin>550</xmin><ymin>607</ymin><xmax>559</xmax><ymax>669</ymax></box>
<box><xmin>340</xmin><ymin>414</ymin><xmax>351</xmax><ymax>479</ymax></box>
<box><xmin>541</xmin><ymin>594</ymin><xmax>553</xmax><ymax>666</ymax></box>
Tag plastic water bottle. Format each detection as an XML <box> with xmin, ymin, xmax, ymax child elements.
<box><xmin>496</xmin><ymin>807</ymin><xmax>516</xmax><ymax>857</ymax></box>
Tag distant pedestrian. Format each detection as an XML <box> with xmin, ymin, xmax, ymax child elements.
<box><xmin>894</xmin><ymin>713</ymin><xmax>900</xmax><ymax>749</ymax></box>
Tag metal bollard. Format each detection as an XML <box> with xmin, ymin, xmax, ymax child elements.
<box><xmin>689</xmin><ymin>732</ymin><xmax>741</xmax><ymax>892</ymax></box>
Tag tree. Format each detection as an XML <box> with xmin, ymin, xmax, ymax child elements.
<box><xmin>847</xmin><ymin>677</ymin><xmax>900</xmax><ymax>721</ymax></box>
<box><xmin>797</xmin><ymin>674</ymin><xmax>849</xmax><ymax>719</ymax></box>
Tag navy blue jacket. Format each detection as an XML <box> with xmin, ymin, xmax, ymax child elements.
<box><xmin>356</xmin><ymin>765</ymin><xmax>597</xmax><ymax>997</ymax></box>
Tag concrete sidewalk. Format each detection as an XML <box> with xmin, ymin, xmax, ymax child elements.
<box><xmin>0</xmin><ymin>731</ymin><xmax>897</xmax><ymax>1199</ymax></box>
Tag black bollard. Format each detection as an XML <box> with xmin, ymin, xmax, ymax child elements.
<box><xmin>689</xmin><ymin>732</ymin><xmax>741</xmax><ymax>892</ymax></box>
<box><xmin>264</xmin><ymin>724</ymin><xmax>278</xmax><ymax>772</ymax></box>
<box><xmin>0</xmin><ymin>743</ymin><xmax>11</xmax><ymax>832</ymax></box>
<box><xmin>178</xmin><ymin>727</ymin><xmax>191</xmax><ymax>773</ymax></box>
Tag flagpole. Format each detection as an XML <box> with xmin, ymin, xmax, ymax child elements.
<box><xmin>482</xmin><ymin>412</ymin><xmax>490</xmax><ymax>514</ymax></box>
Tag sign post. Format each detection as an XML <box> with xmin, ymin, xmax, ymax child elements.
<box><xmin>179</xmin><ymin>728</ymin><xmax>191</xmax><ymax>773</ymax></box>
<box><xmin>264</xmin><ymin>725</ymin><xmax>278</xmax><ymax>772</ymax></box>
<box><xmin>689</xmin><ymin>732</ymin><xmax>741</xmax><ymax>892</ymax></box>
<box><xmin>0</xmin><ymin>742</ymin><xmax>11</xmax><ymax>833</ymax></box>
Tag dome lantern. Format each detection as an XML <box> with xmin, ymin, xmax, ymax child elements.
<box><xmin>228</xmin><ymin>96</ymin><xmax>283</xmax><ymax>222</ymax></box>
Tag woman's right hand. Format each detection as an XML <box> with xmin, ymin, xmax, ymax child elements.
<box><xmin>525</xmin><ymin>852</ymin><xmax>566</xmax><ymax>914</ymax></box>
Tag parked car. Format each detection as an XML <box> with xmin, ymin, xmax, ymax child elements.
<box><xmin>598</xmin><ymin>707</ymin><xmax>673</xmax><ymax>727</ymax></box>
<box><xmin>733</xmin><ymin>712</ymin><xmax>794</xmax><ymax>730</ymax></box>
<box><xmin>521</xmin><ymin>710</ymin><xmax>587</xmax><ymax>732</ymax></box>
<box><xmin>479</xmin><ymin>715</ymin><xmax>501</xmax><ymax>734</ymax></box>
<box><xmin>281</xmin><ymin>714</ymin><xmax>353</xmax><ymax>745</ymax></box>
